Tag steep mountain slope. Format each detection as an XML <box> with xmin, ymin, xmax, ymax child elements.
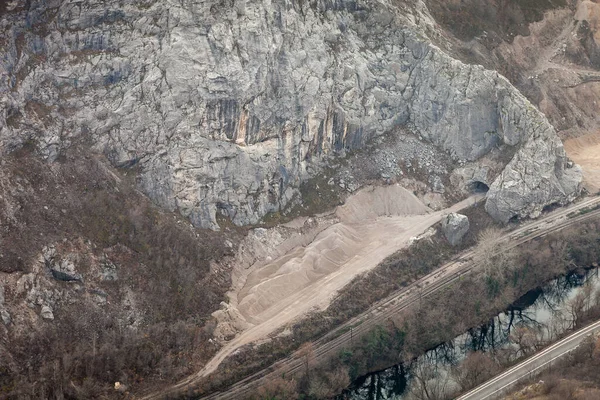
<box><xmin>421</xmin><ymin>0</ymin><xmax>600</xmax><ymax>191</ymax></box>
<box><xmin>0</xmin><ymin>144</ymin><xmax>234</xmax><ymax>397</ymax></box>
<box><xmin>0</xmin><ymin>0</ymin><xmax>581</xmax><ymax>229</ymax></box>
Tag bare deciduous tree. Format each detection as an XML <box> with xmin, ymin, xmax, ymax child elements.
<box><xmin>308</xmin><ymin>366</ymin><xmax>350</xmax><ymax>399</ymax></box>
<box><xmin>297</xmin><ymin>342</ymin><xmax>315</xmax><ymax>380</ymax></box>
<box><xmin>256</xmin><ymin>376</ymin><xmax>298</xmax><ymax>400</ymax></box>
<box><xmin>408</xmin><ymin>360</ymin><xmax>451</xmax><ymax>400</ymax></box>
<box><xmin>568</xmin><ymin>282</ymin><xmax>594</xmax><ymax>329</ymax></box>
<box><xmin>510</xmin><ymin>326</ymin><xmax>542</xmax><ymax>358</ymax></box>
<box><xmin>474</xmin><ymin>227</ymin><xmax>516</xmax><ymax>278</ymax></box>
<box><xmin>452</xmin><ymin>351</ymin><xmax>499</xmax><ymax>392</ymax></box>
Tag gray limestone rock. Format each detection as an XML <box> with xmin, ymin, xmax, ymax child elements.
<box><xmin>0</xmin><ymin>309</ymin><xmax>10</xmax><ymax>325</ymax></box>
<box><xmin>0</xmin><ymin>287</ymin><xmax>9</xmax><ymax>325</ymax></box>
<box><xmin>100</xmin><ymin>260</ymin><xmax>118</xmax><ymax>281</ymax></box>
<box><xmin>50</xmin><ymin>260</ymin><xmax>83</xmax><ymax>282</ymax></box>
<box><xmin>42</xmin><ymin>246</ymin><xmax>56</xmax><ymax>264</ymax></box>
<box><xmin>40</xmin><ymin>305</ymin><xmax>54</xmax><ymax>320</ymax></box>
<box><xmin>43</xmin><ymin>246</ymin><xmax>83</xmax><ymax>281</ymax></box>
<box><xmin>451</xmin><ymin>165</ymin><xmax>493</xmax><ymax>192</ymax></box>
<box><xmin>485</xmin><ymin>135</ymin><xmax>583</xmax><ymax>222</ymax></box>
<box><xmin>442</xmin><ymin>213</ymin><xmax>470</xmax><ymax>246</ymax></box>
<box><xmin>0</xmin><ymin>0</ymin><xmax>582</xmax><ymax>228</ymax></box>
<box><xmin>90</xmin><ymin>288</ymin><xmax>109</xmax><ymax>306</ymax></box>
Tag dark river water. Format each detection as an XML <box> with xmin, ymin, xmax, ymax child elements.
<box><xmin>342</xmin><ymin>268</ymin><xmax>600</xmax><ymax>400</ymax></box>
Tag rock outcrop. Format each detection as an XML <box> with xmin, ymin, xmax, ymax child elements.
<box><xmin>0</xmin><ymin>286</ymin><xmax>9</xmax><ymax>325</ymax></box>
<box><xmin>43</xmin><ymin>246</ymin><xmax>83</xmax><ymax>282</ymax></box>
<box><xmin>0</xmin><ymin>310</ymin><xmax>10</xmax><ymax>325</ymax></box>
<box><xmin>441</xmin><ymin>213</ymin><xmax>469</xmax><ymax>246</ymax></box>
<box><xmin>0</xmin><ymin>0</ymin><xmax>581</xmax><ymax>228</ymax></box>
<box><xmin>486</xmin><ymin>131</ymin><xmax>583</xmax><ymax>222</ymax></box>
<box><xmin>50</xmin><ymin>259</ymin><xmax>83</xmax><ymax>282</ymax></box>
<box><xmin>40</xmin><ymin>305</ymin><xmax>54</xmax><ymax>320</ymax></box>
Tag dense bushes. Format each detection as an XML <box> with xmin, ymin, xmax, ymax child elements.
<box><xmin>0</xmin><ymin>146</ymin><xmax>233</xmax><ymax>397</ymax></box>
<box><xmin>6</xmin><ymin>310</ymin><xmax>218</xmax><ymax>399</ymax></box>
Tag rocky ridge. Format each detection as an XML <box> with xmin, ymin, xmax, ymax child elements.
<box><xmin>0</xmin><ymin>0</ymin><xmax>582</xmax><ymax>228</ymax></box>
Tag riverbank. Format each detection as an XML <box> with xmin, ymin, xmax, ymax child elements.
<box><xmin>504</xmin><ymin>322</ymin><xmax>600</xmax><ymax>400</ymax></box>
<box><xmin>306</xmin><ymin>215</ymin><xmax>600</xmax><ymax>400</ymax></box>
<box><xmin>347</xmin><ymin>268</ymin><xmax>600</xmax><ymax>399</ymax></box>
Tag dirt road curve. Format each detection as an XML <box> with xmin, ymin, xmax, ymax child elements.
<box><xmin>146</xmin><ymin>195</ymin><xmax>600</xmax><ymax>400</ymax></box>
<box><xmin>457</xmin><ymin>319</ymin><xmax>600</xmax><ymax>400</ymax></box>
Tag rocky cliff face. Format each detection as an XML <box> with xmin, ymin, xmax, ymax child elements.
<box><xmin>0</xmin><ymin>0</ymin><xmax>582</xmax><ymax>228</ymax></box>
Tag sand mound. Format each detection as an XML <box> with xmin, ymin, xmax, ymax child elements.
<box><xmin>336</xmin><ymin>185</ymin><xmax>431</xmax><ymax>224</ymax></box>
<box><xmin>565</xmin><ymin>132</ymin><xmax>600</xmax><ymax>192</ymax></box>
<box><xmin>237</xmin><ymin>224</ymin><xmax>363</xmax><ymax>320</ymax></box>
<box><xmin>235</xmin><ymin>185</ymin><xmax>433</xmax><ymax>322</ymax></box>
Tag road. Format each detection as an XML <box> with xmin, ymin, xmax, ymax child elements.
<box><xmin>457</xmin><ymin>319</ymin><xmax>600</xmax><ymax>400</ymax></box>
<box><xmin>145</xmin><ymin>195</ymin><xmax>600</xmax><ymax>400</ymax></box>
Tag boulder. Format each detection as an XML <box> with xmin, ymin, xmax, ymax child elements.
<box><xmin>42</xmin><ymin>245</ymin><xmax>82</xmax><ymax>281</ymax></box>
<box><xmin>0</xmin><ymin>286</ymin><xmax>8</xmax><ymax>325</ymax></box>
<box><xmin>0</xmin><ymin>309</ymin><xmax>10</xmax><ymax>325</ymax></box>
<box><xmin>100</xmin><ymin>260</ymin><xmax>118</xmax><ymax>281</ymax></box>
<box><xmin>42</xmin><ymin>246</ymin><xmax>57</xmax><ymax>264</ymax></box>
<box><xmin>40</xmin><ymin>305</ymin><xmax>54</xmax><ymax>320</ymax></box>
<box><xmin>114</xmin><ymin>382</ymin><xmax>128</xmax><ymax>393</ymax></box>
<box><xmin>50</xmin><ymin>260</ymin><xmax>83</xmax><ymax>282</ymax></box>
<box><xmin>442</xmin><ymin>213</ymin><xmax>470</xmax><ymax>246</ymax></box>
